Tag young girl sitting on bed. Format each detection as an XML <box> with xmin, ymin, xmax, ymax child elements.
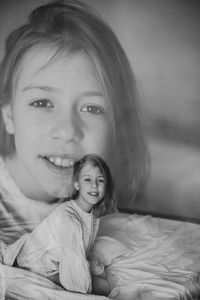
<box><xmin>10</xmin><ymin>154</ymin><xmax>116</xmax><ymax>294</ymax></box>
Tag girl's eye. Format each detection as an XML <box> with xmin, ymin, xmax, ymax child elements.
<box><xmin>85</xmin><ymin>178</ymin><xmax>91</xmax><ymax>182</ymax></box>
<box><xmin>30</xmin><ymin>99</ymin><xmax>53</xmax><ymax>108</ymax></box>
<box><xmin>98</xmin><ymin>179</ymin><xmax>105</xmax><ymax>183</ymax></box>
<box><xmin>80</xmin><ymin>104</ymin><xmax>105</xmax><ymax>115</ymax></box>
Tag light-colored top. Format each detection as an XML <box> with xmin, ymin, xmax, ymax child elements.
<box><xmin>16</xmin><ymin>200</ymin><xmax>100</xmax><ymax>293</ymax></box>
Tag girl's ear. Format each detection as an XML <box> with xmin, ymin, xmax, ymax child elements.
<box><xmin>74</xmin><ymin>182</ymin><xmax>79</xmax><ymax>191</ymax></box>
<box><xmin>1</xmin><ymin>104</ymin><xmax>15</xmax><ymax>134</ymax></box>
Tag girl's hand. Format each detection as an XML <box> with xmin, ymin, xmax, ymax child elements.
<box><xmin>90</xmin><ymin>259</ymin><xmax>105</xmax><ymax>275</ymax></box>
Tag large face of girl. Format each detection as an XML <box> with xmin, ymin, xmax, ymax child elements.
<box><xmin>2</xmin><ymin>46</ymin><xmax>112</xmax><ymax>202</ymax></box>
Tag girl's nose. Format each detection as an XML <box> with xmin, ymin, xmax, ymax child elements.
<box><xmin>91</xmin><ymin>180</ymin><xmax>98</xmax><ymax>188</ymax></box>
<box><xmin>51</xmin><ymin>114</ymin><xmax>83</xmax><ymax>143</ymax></box>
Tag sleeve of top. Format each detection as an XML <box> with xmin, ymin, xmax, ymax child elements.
<box><xmin>0</xmin><ymin>262</ymin><xmax>109</xmax><ymax>300</ymax></box>
<box><xmin>54</xmin><ymin>210</ymin><xmax>92</xmax><ymax>294</ymax></box>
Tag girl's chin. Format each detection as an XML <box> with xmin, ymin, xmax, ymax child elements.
<box><xmin>49</xmin><ymin>186</ymin><xmax>74</xmax><ymax>200</ymax></box>
<box><xmin>44</xmin><ymin>176</ymin><xmax>73</xmax><ymax>198</ymax></box>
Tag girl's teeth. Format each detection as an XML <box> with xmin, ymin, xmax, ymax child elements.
<box><xmin>89</xmin><ymin>192</ymin><xmax>98</xmax><ymax>196</ymax></box>
<box><xmin>47</xmin><ymin>156</ymin><xmax>75</xmax><ymax>167</ymax></box>
<box><xmin>49</xmin><ymin>156</ymin><xmax>55</xmax><ymax>163</ymax></box>
<box><xmin>70</xmin><ymin>160</ymin><xmax>75</xmax><ymax>166</ymax></box>
<box><xmin>62</xmin><ymin>159</ymin><xmax>69</xmax><ymax>167</ymax></box>
<box><xmin>55</xmin><ymin>157</ymin><xmax>62</xmax><ymax>166</ymax></box>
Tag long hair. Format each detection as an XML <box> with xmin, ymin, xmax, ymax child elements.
<box><xmin>72</xmin><ymin>154</ymin><xmax>117</xmax><ymax>217</ymax></box>
<box><xmin>0</xmin><ymin>0</ymin><xmax>148</xmax><ymax>207</ymax></box>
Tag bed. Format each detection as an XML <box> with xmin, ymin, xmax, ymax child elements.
<box><xmin>91</xmin><ymin>211</ymin><xmax>200</xmax><ymax>300</ymax></box>
<box><xmin>1</xmin><ymin>210</ymin><xmax>200</xmax><ymax>299</ymax></box>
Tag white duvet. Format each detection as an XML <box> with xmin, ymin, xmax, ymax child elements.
<box><xmin>1</xmin><ymin>210</ymin><xmax>200</xmax><ymax>299</ymax></box>
<box><xmin>92</xmin><ymin>213</ymin><xmax>200</xmax><ymax>300</ymax></box>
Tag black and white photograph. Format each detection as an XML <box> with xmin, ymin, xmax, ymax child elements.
<box><xmin>0</xmin><ymin>0</ymin><xmax>200</xmax><ymax>299</ymax></box>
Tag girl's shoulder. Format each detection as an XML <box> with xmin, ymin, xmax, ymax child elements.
<box><xmin>53</xmin><ymin>199</ymin><xmax>76</xmax><ymax>215</ymax></box>
<box><xmin>57</xmin><ymin>199</ymin><xmax>81</xmax><ymax>217</ymax></box>
<box><xmin>47</xmin><ymin>199</ymin><xmax>81</xmax><ymax>226</ymax></box>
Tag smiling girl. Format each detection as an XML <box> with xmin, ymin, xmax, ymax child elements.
<box><xmin>8</xmin><ymin>154</ymin><xmax>116</xmax><ymax>294</ymax></box>
<box><xmin>3</xmin><ymin>48</ymin><xmax>111</xmax><ymax>203</ymax></box>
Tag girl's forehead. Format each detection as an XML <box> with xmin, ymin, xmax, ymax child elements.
<box><xmin>80</xmin><ymin>164</ymin><xmax>103</xmax><ymax>175</ymax></box>
<box><xmin>14</xmin><ymin>46</ymin><xmax>59</xmax><ymax>91</ymax></box>
<box><xmin>20</xmin><ymin>46</ymin><xmax>57</xmax><ymax>74</ymax></box>
<box><xmin>15</xmin><ymin>46</ymin><xmax>102</xmax><ymax>91</ymax></box>
<box><xmin>19</xmin><ymin>45</ymin><xmax>96</xmax><ymax>76</ymax></box>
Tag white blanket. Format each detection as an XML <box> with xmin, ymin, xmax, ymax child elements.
<box><xmin>92</xmin><ymin>213</ymin><xmax>200</xmax><ymax>300</ymax></box>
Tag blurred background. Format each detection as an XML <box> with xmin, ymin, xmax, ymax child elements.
<box><xmin>0</xmin><ymin>0</ymin><xmax>200</xmax><ymax>220</ymax></box>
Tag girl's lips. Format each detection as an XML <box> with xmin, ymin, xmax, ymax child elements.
<box><xmin>40</xmin><ymin>155</ymin><xmax>76</xmax><ymax>176</ymax></box>
<box><xmin>88</xmin><ymin>191</ymin><xmax>99</xmax><ymax>196</ymax></box>
<box><xmin>46</xmin><ymin>155</ymin><xmax>76</xmax><ymax>167</ymax></box>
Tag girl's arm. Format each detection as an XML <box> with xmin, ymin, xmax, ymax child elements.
<box><xmin>89</xmin><ymin>259</ymin><xmax>111</xmax><ymax>296</ymax></box>
<box><xmin>55</xmin><ymin>213</ymin><xmax>92</xmax><ymax>293</ymax></box>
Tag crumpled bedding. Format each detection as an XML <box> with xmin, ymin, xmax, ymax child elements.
<box><xmin>93</xmin><ymin>212</ymin><xmax>200</xmax><ymax>300</ymax></box>
<box><xmin>1</xmin><ymin>210</ymin><xmax>200</xmax><ymax>299</ymax></box>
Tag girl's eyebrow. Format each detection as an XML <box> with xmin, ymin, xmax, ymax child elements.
<box><xmin>22</xmin><ymin>85</ymin><xmax>104</xmax><ymax>97</ymax></box>
<box><xmin>82</xmin><ymin>175</ymin><xmax>104</xmax><ymax>178</ymax></box>
<box><xmin>22</xmin><ymin>85</ymin><xmax>57</xmax><ymax>92</ymax></box>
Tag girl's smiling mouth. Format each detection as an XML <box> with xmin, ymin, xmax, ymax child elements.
<box><xmin>88</xmin><ymin>191</ymin><xmax>99</xmax><ymax>197</ymax></box>
<box><xmin>40</xmin><ymin>155</ymin><xmax>77</xmax><ymax>176</ymax></box>
<box><xmin>46</xmin><ymin>155</ymin><xmax>75</xmax><ymax>167</ymax></box>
